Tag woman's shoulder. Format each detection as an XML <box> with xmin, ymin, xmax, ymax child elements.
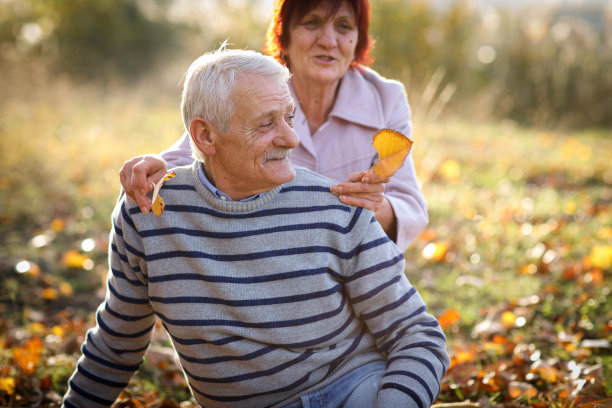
<box><xmin>350</xmin><ymin>66</ymin><xmax>406</xmax><ymax>97</ymax></box>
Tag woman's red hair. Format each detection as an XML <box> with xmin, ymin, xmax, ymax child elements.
<box><xmin>264</xmin><ymin>0</ymin><xmax>374</xmax><ymax>67</ymax></box>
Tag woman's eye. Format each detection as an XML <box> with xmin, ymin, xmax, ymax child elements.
<box><xmin>303</xmin><ymin>19</ymin><xmax>318</xmax><ymax>28</ymax></box>
<box><xmin>337</xmin><ymin>21</ymin><xmax>353</xmax><ymax>32</ymax></box>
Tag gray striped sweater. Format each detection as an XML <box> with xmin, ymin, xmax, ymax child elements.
<box><xmin>63</xmin><ymin>162</ymin><xmax>449</xmax><ymax>408</ymax></box>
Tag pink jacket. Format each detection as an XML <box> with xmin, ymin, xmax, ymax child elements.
<box><xmin>161</xmin><ymin>66</ymin><xmax>427</xmax><ymax>251</ymax></box>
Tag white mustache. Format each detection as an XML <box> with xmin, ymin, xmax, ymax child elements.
<box><xmin>263</xmin><ymin>149</ymin><xmax>291</xmax><ymax>162</ymax></box>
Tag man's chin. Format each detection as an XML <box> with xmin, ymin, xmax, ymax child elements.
<box><xmin>272</xmin><ymin>163</ymin><xmax>295</xmax><ymax>185</ymax></box>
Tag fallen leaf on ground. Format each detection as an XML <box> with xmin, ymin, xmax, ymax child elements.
<box><xmin>13</xmin><ymin>337</ymin><xmax>43</xmax><ymax>376</ymax></box>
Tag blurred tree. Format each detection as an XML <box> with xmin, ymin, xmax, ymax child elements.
<box><xmin>0</xmin><ymin>0</ymin><xmax>183</xmax><ymax>81</ymax></box>
<box><xmin>492</xmin><ymin>4</ymin><xmax>612</xmax><ymax>128</ymax></box>
<box><xmin>370</xmin><ymin>0</ymin><xmax>476</xmax><ymax>120</ymax></box>
<box><xmin>1</xmin><ymin>0</ymin><xmax>610</xmax><ymax>128</ymax></box>
<box><xmin>370</xmin><ymin>0</ymin><xmax>435</xmax><ymax>87</ymax></box>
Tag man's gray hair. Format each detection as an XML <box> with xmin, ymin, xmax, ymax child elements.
<box><xmin>181</xmin><ymin>46</ymin><xmax>291</xmax><ymax>163</ymax></box>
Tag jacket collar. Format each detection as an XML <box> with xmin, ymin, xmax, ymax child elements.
<box><xmin>328</xmin><ymin>66</ymin><xmax>385</xmax><ymax>130</ymax></box>
<box><xmin>290</xmin><ymin>66</ymin><xmax>386</xmax><ymax>133</ymax></box>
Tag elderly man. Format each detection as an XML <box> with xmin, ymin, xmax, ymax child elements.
<box><xmin>62</xmin><ymin>48</ymin><xmax>449</xmax><ymax>408</ymax></box>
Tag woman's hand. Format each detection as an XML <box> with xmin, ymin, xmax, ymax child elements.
<box><xmin>330</xmin><ymin>171</ymin><xmax>388</xmax><ymax>211</ymax></box>
<box><xmin>119</xmin><ymin>154</ymin><xmax>168</xmax><ymax>214</ymax></box>
<box><xmin>330</xmin><ymin>170</ymin><xmax>397</xmax><ymax>240</ymax></box>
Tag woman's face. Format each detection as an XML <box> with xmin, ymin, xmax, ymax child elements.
<box><xmin>285</xmin><ymin>1</ymin><xmax>358</xmax><ymax>87</ymax></box>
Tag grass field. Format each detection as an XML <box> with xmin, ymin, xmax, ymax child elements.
<box><xmin>0</xmin><ymin>74</ymin><xmax>610</xmax><ymax>406</ymax></box>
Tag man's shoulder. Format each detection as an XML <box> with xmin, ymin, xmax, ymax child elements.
<box><xmin>293</xmin><ymin>166</ymin><xmax>337</xmax><ymax>187</ymax></box>
<box><xmin>287</xmin><ymin>167</ymin><xmax>375</xmax><ymax>220</ymax></box>
<box><xmin>168</xmin><ymin>162</ymin><xmax>195</xmax><ymax>179</ymax></box>
<box><xmin>115</xmin><ymin>163</ymin><xmax>197</xmax><ymax>220</ymax></box>
<box><xmin>286</xmin><ymin>167</ymin><xmax>383</xmax><ymax>251</ymax></box>
<box><xmin>280</xmin><ymin>166</ymin><xmax>347</xmax><ymax>207</ymax></box>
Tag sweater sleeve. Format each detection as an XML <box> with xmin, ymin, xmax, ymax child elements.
<box><xmin>62</xmin><ymin>199</ymin><xmax>156</xmax><ymax>408</ymax></box>
<box><xmin>160</xmin><ymin>131</ymin><xmax>194</xmax><ymax>169</ymax></box>
<box><xmin>343</xmin><ymin>213</ymin><xmax>449</xmax><ymax>408</ymax></box>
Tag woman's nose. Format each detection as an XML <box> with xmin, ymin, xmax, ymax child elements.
<box><xmin>317</xmin><ymin>23</ymin><xmax>337</xmax><ymax>48</ymax></box>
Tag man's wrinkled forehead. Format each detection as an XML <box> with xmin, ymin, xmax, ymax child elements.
<box><xmin>234</xmin><ymin>75</ymin><xmax>294</xmax><ymax>110</ymax></box>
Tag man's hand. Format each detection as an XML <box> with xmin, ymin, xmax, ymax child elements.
<box><xmin>119</xmin><ymin>154</ymin><xmax>168</xmax><ymax>213</ymax></box>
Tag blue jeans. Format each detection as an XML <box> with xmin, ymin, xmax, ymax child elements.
<box><xmin>282</xmin><ymin>360</ymin><xmax>386</xmax><ymax>408</ymax></box>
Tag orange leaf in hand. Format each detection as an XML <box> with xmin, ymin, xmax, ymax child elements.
<box><xmin>370</xmin><ymin>129</ymin><xmax>413</xmax><ymax>178</ymax></box>
<box><xmin>151</xmin><ymin>195</ymin><xmax>165</xmax><ymax>217</ymax></box>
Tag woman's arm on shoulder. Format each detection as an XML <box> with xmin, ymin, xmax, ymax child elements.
<box><xmin>160</xmin><ymin>131</ymin><xmax>193</xmax><ymax>169</ymax></box>
<box><xmin>119</xmin><ymin>132</ymin><xmax>192</xmax><ymax>214</ymax></box>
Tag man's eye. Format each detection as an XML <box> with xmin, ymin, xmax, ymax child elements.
<box><xmin>286</xmin><ymin>114</ymin><xmax>295</xmax><ymax>127</ymax></box>
<box><xmin>261</xmin><ymin>120</ymin><xmax>273</xmax><ymax>128</ymax></box>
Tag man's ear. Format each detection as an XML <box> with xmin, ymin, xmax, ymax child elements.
<box><xmin>190</xmin><ymin>118</ymin><xmax>216</xmax><ymax>156</ymax></box>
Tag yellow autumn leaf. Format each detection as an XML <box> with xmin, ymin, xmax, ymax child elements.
<box><xmin>501</xmin><ymin>311</ymin><xmax>517</xmax><ymax>329</ymax></box>
<box><xmin>483</xmin><ymin>341</ymin><xmax>506</xmax><ymax>356</ymax></box>
<box><xmin>13</xmin><ymin>337</ymin><xmax>43</xmax><ymax>376</ymax></box>
<box><xmin>28</xmin><ymin>322</ymin><xmax>46</xmax><ymax>335</ymax></box>
<box><xmin>597</xmin><ymin>227</ymin><xmax>612</xmax><ymax>240</ymax></box>
<box><xmin>42</xmin><ymin>288</ymin><xmax>58</xmax><ymax>300</ymax></box>
<box><xmin>0</xmin><ymin>377</ymin><xmax>15</xmax><ymax>395</ymax></box>
<box><xmin>438</xmin><ymin>308</ymin><xmax>461</xmax><ymax>330</ymax></box>
<box><xmin>370</xmin><ymin>129</ymin><xmax>413</xmax><ymax>178</ymax></box>
<box><xmin>151</xmin><ymin>171</ymin><xmax>176</xmax><ymax>217</ymax></box>
<box><xmin>151</xmin><ymin>195</ymin><xmax>165</xmax><ymax>217</ymax></box>
<box><xmin>62</xmin><ymin>249</ymin><xmax>88</xmax><ymax>268</ymax></box>
<box><xmin>440</xmin><ymin>159</ymin><xmax>461</xmax><ymax>183</ymax></box>
<box><xmin>50</xmin><ymin>217</ymin><xmax>65</xmax><ymax>232</ymax></box>
<box><xmin>422</xmin><ymin>241</ymin><xmax>449</xmax><ymax>261</ymax></box>
<box><xmin>531</xmin><ymin>361</ymin><xmax>561</xmax><ymax>383</ymax></box>
<box><xmin>51</xmin><ymin>325</ymin><xmax>66</xmax><ymax>338</ymax></box>
<box><xmin>59</xmin><ymin>281</ymin><xmax>74</xmax><ymax>297</ymax></box>
<box><xmin>454</xmin><ymin>349</ymin><xmax>477</xmax><ymax>364</ymax></box>
<box><xmin>508</xmin><ymin>381</ymin><xmax>538</xmax><ymax>398</ymax></box>
<box><xmin>591</xmin><ymin>245</ymin><xmax>612</xmax><ymax>270</ymax></box>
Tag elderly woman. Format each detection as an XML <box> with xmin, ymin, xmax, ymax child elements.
<box><xmin>120</xmin><ymin>0</ymin><xmax>427</xmax><ymax>251</ymax></box>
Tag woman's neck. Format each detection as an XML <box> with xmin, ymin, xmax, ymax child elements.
<box><xmin>292</xmin><ymin>76</ymin><xmax>341</xmax><ymax>134</ymax></box>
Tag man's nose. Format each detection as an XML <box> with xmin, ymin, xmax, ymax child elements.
<box><xmin>275</xmin><ymin>125</ymin><xmax>300</xmax><ymax>149</ymax></box>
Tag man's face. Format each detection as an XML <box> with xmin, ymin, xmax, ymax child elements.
<box><xmin>208</xmin><ymin>74</ymin><xmax>299</xmax><ymax>200</ymax></box>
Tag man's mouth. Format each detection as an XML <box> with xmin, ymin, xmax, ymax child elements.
<box><xmin>263</xmin><ymin>149</ymin><xmax>291</xmax><ymax>163</ymax></box>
